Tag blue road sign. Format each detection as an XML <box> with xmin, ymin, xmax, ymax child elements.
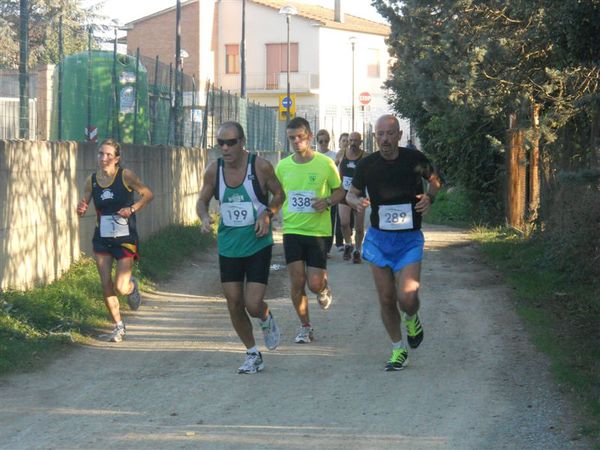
<box><xmin>282</xmin><ymin>96</ymin><xmax>292</xmax><ymax>108</ymax></box>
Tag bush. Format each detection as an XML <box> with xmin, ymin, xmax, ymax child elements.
<box><xmin>542</xmin><ymin>176</ymin><xmax>600</xmax><ymax>285</ymax></box>
<box><xmin>425</xmin><ymin>185</ymin><xmax>502</xmax><ymax>227</ymax></box>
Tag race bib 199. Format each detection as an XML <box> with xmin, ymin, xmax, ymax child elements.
<box><xmin>342</xmin><ymin>176</ymin><xmax>353</xmax><ymax>191</ymax></box>
<box><xmin>100</xmin><ymin>215</ymin><xmax>130</xmax><ymax>238</ymax></box>
<box><xmin>288</xmin><ymin>190</ymin><xmax>316</xmax><ymax>213</ymax></box>
<box><xmin>378</xmin><ymin>204</ymin><xmax>414</xmax><ymax>230</ymax></box>
<box><xmin>221</xmin><ymin>202</ymin><xmax>255</xmax><ymax>227</ymax></box>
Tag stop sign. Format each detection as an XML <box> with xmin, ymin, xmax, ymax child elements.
<box><xmin>359</xmin><ymin>91</ymin><xmax>371</xmax><ymax>105</ymax></box>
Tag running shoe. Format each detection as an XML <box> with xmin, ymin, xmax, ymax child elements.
<box><xmin>294</xmin><ymin>325</ymin><xmax>314</xmax><ymax>344</ymax></box>
<box><xmin>108</xmin><ymin>324</ymin><xmax>126</xmax><ymax>343</ymax></box>
<box><xmin>405</xmin><ymin>314</ymin><xmax>424</xmax><ymax>349</ymax></box>
<box><xmin>317</xmin><ymin>284</ymin><xmax>333</xmax><ymax>310</ymax></box>
<box><xmin>343</xmin><ymin>244</ymin><xmax>354</xmax><ymax>261</ymax></box>
<box><xmin>238</xmin><ymin>352</ymin><xmax>264</xmax><ymax>374</ymax></box>
<box><xmin>261</xmin><ymin>313</ymin><xmax>281</xmax><ymax>351</ymax></box>
<box><xmin>127</xmin><ymin>276</ymin><xmax>142</xmax><ymax>310</ymax></box>
<box><xmin>384</xmin><ymin>347</ymin><xmax>408</xmax><ymax>371</ymax></box>
<box><xmin>352</xmin><ymin>249</ymin><xmax>362</xmax><ymax>264</ymax></box>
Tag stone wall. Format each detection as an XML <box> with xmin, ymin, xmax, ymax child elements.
<box><xmin>0</xmin><ymin>140</ymin><xmax>207</xmax><ymax>290</ymax></box>
<box><xmin>0</xmin><ymin>140</ymin><xmax>281</xmax><ymax>290</ymax></box>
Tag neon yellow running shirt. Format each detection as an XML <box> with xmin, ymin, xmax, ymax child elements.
<box><xmin>275</xmin><ymin>152</ymin><xmax>341</xmax><ymax>236</ymax></box>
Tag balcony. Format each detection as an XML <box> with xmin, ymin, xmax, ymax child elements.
<box><xmin>220</xmin><ymin>72</ymin><xmax>319</xmax><ymax>94</ymax></box>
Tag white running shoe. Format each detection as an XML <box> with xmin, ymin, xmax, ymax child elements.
<box><xmin>238</xmin><ymin>352</ymin><xmax>264</xmax><ymax>374</ymax></box>
<box><xmin>261</xmin><ymin>313</ymin><xmax>281</xmax><ymax>351</ymax></box>
<box><xmin>294</xmin><ymin>325</ymin><xmax>314</xmax><ymax>344</ymax></box>
<box><xmin>317</xmin><ymin>284</ymin><xmax>333</xmax><ymax>310</ymax></box>
<box><xmin>108</xmin><ymin>324</ymin><xmax>126</xmax><ymax>343</ymax></box>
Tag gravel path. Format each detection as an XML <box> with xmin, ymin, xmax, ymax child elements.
<box><xmin>0</xmin><ymin>224</ymin><xmax>590</xmax><ymax>449</ymax></box>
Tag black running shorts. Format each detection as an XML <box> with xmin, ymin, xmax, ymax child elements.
<box><xmin>93</xmin><ymin>238</ymin><xmax>139</xmax><ymax>260</ymax></box>
<box><xmin>282</xmin><ymin>234</ymin><xmax>328</xmax><ymax>269</ymax></box>
<box><xmin>219</xmin><ymin>245</ymin><xmax>273</xmax><ymax>284</ymax></box>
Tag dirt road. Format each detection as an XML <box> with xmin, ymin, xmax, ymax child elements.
<box><xmin>0</xmin><ymin>225</ymin><xmax>589</xmax><ymax>449</ymax></box>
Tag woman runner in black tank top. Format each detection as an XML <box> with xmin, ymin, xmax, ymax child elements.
<box><xmin>76</xmin><ymin>139</ymin><xmax>154</xmax><ymax>342</ymax></box>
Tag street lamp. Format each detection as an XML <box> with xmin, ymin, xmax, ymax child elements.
<box><xmin>349</xmin><ymin>36</ymin><xmax>356</xmax><ymax>131</ymax></box>
<box><xmin>279</xmin><ymin>5</ymin><xmax>297</xmax><ymax>128</ymax></box>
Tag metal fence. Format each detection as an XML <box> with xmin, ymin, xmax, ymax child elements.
<box><xmin>202</xmin><ymin>83</ymin><xmax>280</xmax><ymax>151</ymax></box>
<box><xmin>139</xmin><ymin>53</ymin><xmax>280</xmax><ymax>150</ymax></box>
<box><xmin>0</xmin><ymin>50</ymin><xmax>281</xmax><ymax>150</ymax></box>
<box><xmin>0</xmin><ymin>70</ymin><xmax>38</xmax><ymax>140</ymax></box>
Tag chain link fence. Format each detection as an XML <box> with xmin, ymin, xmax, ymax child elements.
<box><xmin>1</xmin><ymin>49</ymin><xmax>281</xmax><ymax>150</ymax></box>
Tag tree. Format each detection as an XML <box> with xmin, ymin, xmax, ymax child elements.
<box><xmin>0</xmin><ymin>0</ymin><xmax>103</xmax><ymax>70</ymax></box>
<box><xmin>372</xmin><ymin>0</ymin><xmax>600</xmax><ymax>220</ymax></box>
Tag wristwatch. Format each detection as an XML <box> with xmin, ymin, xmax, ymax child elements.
<box><xmin>326</xmin><ymin>198</ymin><xmax>333</xmax><ymax>206</ymax></box>
<box><xmin>130</xmin><ymin>206</ymin><xmax>136</xmax><ymax>214</ymax></box>
<box><xmin>265</xmin><ymin>208</ymin><xmax>274</xmax><ymax>218</ymax></box>
<box><xmin>426</xmin><ymin>193</ymin><xmax>435</xmax><ymax>204</ymax></box>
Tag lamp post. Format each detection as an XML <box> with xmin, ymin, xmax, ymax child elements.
<box><xmin>279</xmin><ymin>5</ymin><xmax>297</xmax><ymax>128</ymax></box>
<box><xmin>349</xmin><ymin>36</ymin><xmax>356</xmax><ymax>132</ymax></box>
<box><xmin>19</xmin><ymin>0</ymin><xmax>29</xmax><ymax>139</ymax></box>
<box><xmin>175</xmin><ymin>0</ymin><xmax>183</xmax><ymax>145</ymax></box>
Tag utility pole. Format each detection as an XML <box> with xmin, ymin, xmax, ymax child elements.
<box><xmin>19</xmin><ymin>0</ymin><xmax>29</xmax><ymax>139</ymax></box>
<box><xmin>174</xmin><ymin>0</ymin><xmax>183</xmax><ymax>146</ymax></box>
<box><xmin>58</xmin><ymin>14</ymin><xmax>64</xmax><ymax>140</ymax></box>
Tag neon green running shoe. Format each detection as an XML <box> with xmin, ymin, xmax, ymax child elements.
<box><xmin>405</xmin><ymin>314</ymin><xmax>424</xmax><ymax>349</ymax></box>
<box><xmin>384</xmin><ymin>347</ymin><xmax>408</xmax><ymax>371</ymax></box>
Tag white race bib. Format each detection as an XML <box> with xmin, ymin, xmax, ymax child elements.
<box><xmin>378</xmin><ymin>204</ymin><xmax>414</xmax><ymax>230</ymax></box>
<box><xmin>100</xmin><ymin>215</ymin><xmax>130</xmax><ymax>238</ymax></box>
<box><xmin>288</xmin><ymin>190</ymin><xmax>316</xmax><ymax>213</ymax></box>
<box><xmin>342</xmin><ymin>176</ymin><xmax>353</xmax><ymax>191</ymax></box>
<box><xmin>221</xmin><ymin>202</ymin><xmax>255</xmax><ymax>227</ymax></box>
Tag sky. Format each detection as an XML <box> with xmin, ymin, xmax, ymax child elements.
<box><xmin>84</xmin><ymin>0</ymin><xmax>387</xmax><ymax>27</ymax></box>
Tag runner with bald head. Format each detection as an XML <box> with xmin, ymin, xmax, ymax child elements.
<box><xmin>346</xmin><ymin>114</ymin><xmax>442</xmax><ymax>371</ymax></box>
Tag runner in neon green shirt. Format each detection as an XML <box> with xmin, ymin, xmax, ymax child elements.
<box><xmin>276</xmin><ymin>151</ymin><xmax>340</xmax><ymax>236</ymax></box>
<box><xmin>275</xmin><ymin>117</ymin><xmax>345</xmax><ymax>344</ymax></box>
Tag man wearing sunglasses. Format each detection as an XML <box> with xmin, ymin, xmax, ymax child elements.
<box><xmin>197</xmin><ymin>121</ymin><xmax>285</xmax><ymax>374</ymax></box>
<box><xmin>275</xmin><ymin>117</ymin><xmax>346</xmax><ymax>344</ymax></box>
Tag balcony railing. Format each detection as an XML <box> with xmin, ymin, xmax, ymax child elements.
<box><xmin>220</xmin><ymin>71</ymin><xmax>319</xmax><ymax>93</ymax></box>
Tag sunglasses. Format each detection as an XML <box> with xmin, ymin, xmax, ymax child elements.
<box><xmin>217</xmin><ymin>138</ymin><xmax>239</xmax><ymax>147</ymax></box>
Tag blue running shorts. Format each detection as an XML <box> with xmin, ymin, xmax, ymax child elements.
<box><xmin>362</xmin><ymin>228</ymin><xmax>424</xmax><ymax>272</ymax></box>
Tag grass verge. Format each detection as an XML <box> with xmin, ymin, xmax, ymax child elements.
<box><xmin>472</xmin><ymin>227</ymin><xmax>600</xmax><ymax>446</ymax></box>
<box><xmin>426</xmin><ymin>187</ymin><xmax>599</xmax><ymax>445</ymax></box>
<box><xmin>0</xmin><ymin>222</ymin><xmax>214</xmax><ymax>376</ymax></box>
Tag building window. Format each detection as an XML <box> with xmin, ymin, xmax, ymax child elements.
<box><xmin>226</xmin><ymin>44</ymin><xmax>239</xmax><ymax>74</ymax></box>
<box><xmin>266</xmin><ymin>43</ymin><xmax>298</xmax><ymax>89</ymax></box>
<box><xmin>367</xmin><ymin>49</ymin><xmax>380</xmax><ymax>78</ymax></box>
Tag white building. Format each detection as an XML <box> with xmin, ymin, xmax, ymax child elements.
<box><xmin>126</xmin><ymin>0</ymin><xmax>410</xmax><ymax>149</ymax></box>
